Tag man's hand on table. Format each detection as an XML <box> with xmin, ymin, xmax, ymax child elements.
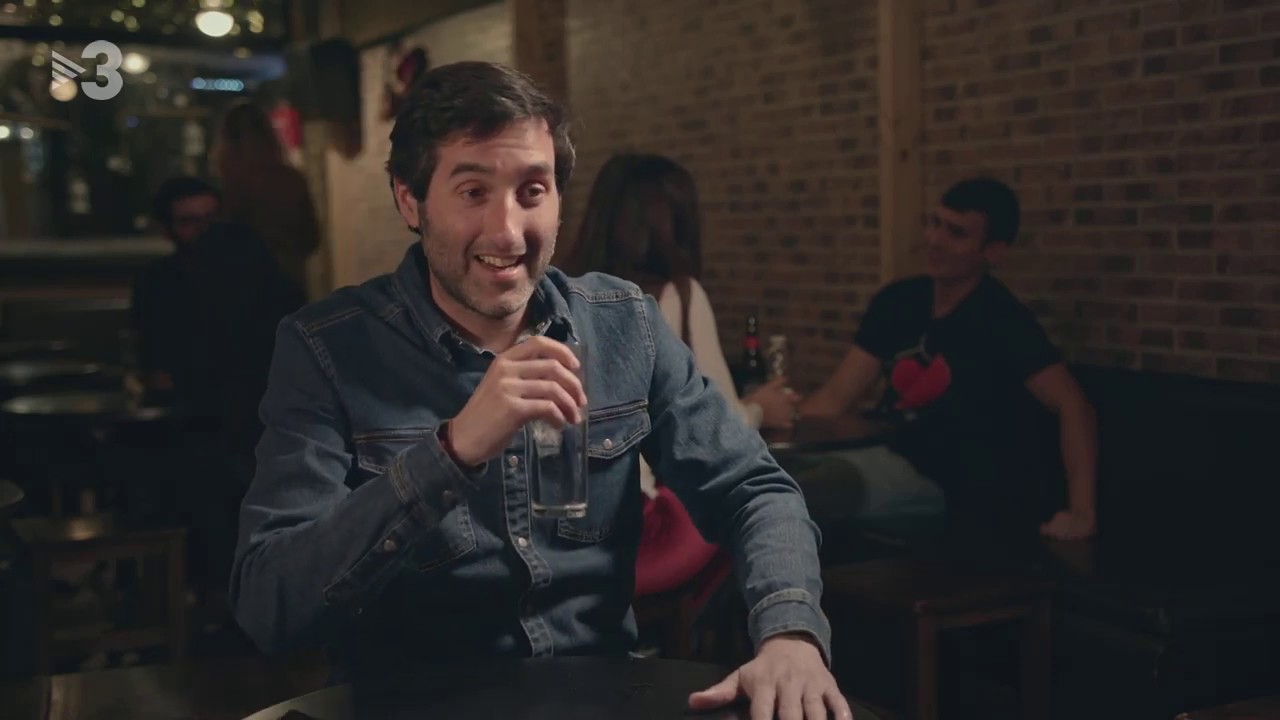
<box><xmin>688</xmin><ymin>633</ymin><xmax>853</xmax><ymax>719</ymax></box>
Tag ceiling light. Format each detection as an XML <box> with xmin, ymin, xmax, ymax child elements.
<box><xmin>195</xmin><ymin>10</ymin><xmax>233</xmax><ymax>37</ymax></box>
<box><xmin>122</xmin><ymin>52</ymin><xmax>150</xmax><ymax>74</ymax></box>
<box><xmin>51</xmin><ymin>79</ymin><xmax>78</xmax><ymax>101</ymax></box>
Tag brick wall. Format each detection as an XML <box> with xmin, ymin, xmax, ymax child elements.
<box><xmin>325</xmin><ymin>2</ymin><xmax>512</xmax><ymax>287</ymax></box>
<box><xmin>921</xmin><ymin>0</ymin><xmax>1280</xmax><ymax>383</ymax></box>
<box><xmin>562</xmin><ymin>0</ymin><xmax>882</xmax><ymax>390</ymax></box>
<box><xmin>322</xmin><ymin>0</ymin><xmax>1280</xmax><ymax>386</ymax></box>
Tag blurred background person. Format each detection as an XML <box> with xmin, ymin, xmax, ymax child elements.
<box><xmin>129</xmin><ymin>176</ymin><xmax>221</xmax><ymax>400</ymax></box>
<box><xmin>211</xmin><ymin>100</ymin><xmax>321</xmax><ymax>297</ymax></box>
<box><xmin>570</xmin><ymin>153</ymin><xmax>798</xmax><ymax>476</ymax></box>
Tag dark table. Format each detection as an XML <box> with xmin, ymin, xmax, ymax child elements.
<box><xmin>1175</xmin><ymin>696</ymin><xmax>1280</xmax><ymax>719</ymax></box>
<box><xmin>247</xmin><ymin>657</ymin><xmax>885</xmax><ymax>720</ymax></box>
<box><xmin>0</xmin><ymin>390</ymin><xmax>168</xmax><ymax>424</ymax></box>
<box><xmin>0</xmin><ymin>360</ymin><xmax>105</xmax><ymax>390</ymax></box>
<box><xmin>3</xmin><ymin>655</ymin><xmax>331</xmax><ymax>720</ymax></box>
<box><xmin>1</xmin><ymin>391</ymin><xmax>172</xmax><ymax>515</ymax></box>
<box><xmin>0</xmin><ymin>339</ymin><xmax>75</xmax><ymax>360</ymax></box>
<box><xmin>763</xmin><ymin>414</ymin><xmax>894</xmax><ymax>457</ymax></box>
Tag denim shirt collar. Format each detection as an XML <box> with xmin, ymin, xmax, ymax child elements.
<box><xmin>391</xmin><ymin>243</ymin><xmax>578</xmax><ymax>357</ymax></box>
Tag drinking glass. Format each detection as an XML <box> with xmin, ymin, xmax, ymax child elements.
<box><xmin>528</xmin><ymin>340</ymin><xmax>588</xmax><ymax>518</ymax></box>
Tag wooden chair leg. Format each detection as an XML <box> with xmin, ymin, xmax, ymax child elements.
<box><xmin>167</xmin><ymin>534</ymin><xmax>188</xmax><ymax>661</ymax></box>
<box><xmin>908</xmin><ymin>615</ymin><xmax>939</xmax><ymax>720</ymax></box>
<box><xmin>32</xmin><ymin>552</ymin><xmax>53</xmax><ymax>675</ymax></box>
<box><xmin>1021</xmin><ymin>599</ymin><xmax>1053</xmax><ymax>720</ymax></box>
<box><xmin>673</xmin><ymin>598</ymin><xmax>696</xmax><ymax>660</ymax></box>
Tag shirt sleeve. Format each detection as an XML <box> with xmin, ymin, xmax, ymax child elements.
<box><xmin>640</xmin><ymin>294</ymin><xmax>832</xmax><ymax>664</ymax></box>
<box><xmin>229</xmin><ymin>317</ymin><xmax>487</xmax><ymax>655</ymax></box>
<box><xmin>853</xmin><ymin>284</ymin><xmax>899</xmax><ymax>360</ymax></box>
<box><xmin>997</xmin><ymin>302</ymin><xmax>1063</xmax><ymax>381</ymax></box>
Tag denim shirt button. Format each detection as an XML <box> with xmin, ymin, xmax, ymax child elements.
<box><xmin>381</xmin><ymin>538</ymin><xmax>397</xmax><ymax>553</ymax></box>
<box><xmin>516</xmin><ymin>536</ymin><xmax>529</xmax><ymax>548</ymax></box>
<box><xmin>507</xmin><ymin>455</ymin><xmax>519</xmax><ymax>468</ymax></box>
<box><xmin>602</xmin><ymin>438</ymin><xmax>613</xmax><ymax>450</ymax></box>
<box><xmin>441</xmin><ymin>489</ymin><xmax>457</xmax><ymax>506</ymax></box>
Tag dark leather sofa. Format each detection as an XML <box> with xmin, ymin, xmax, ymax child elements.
<box><xmin>1049</xmin><ymin>364</ymin><xmax>1280</xmax><ymax>720</ymax></box>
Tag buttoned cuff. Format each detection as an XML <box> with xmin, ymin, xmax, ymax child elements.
<box><xmin>747</xmin><ymin>588</ymin><xmax>833</xmax><ymax>667</ymax></box>
<box><xmin>388</xmin><ymin>427</ymin><xmax>487</xmax><ymax>515</ymax></box>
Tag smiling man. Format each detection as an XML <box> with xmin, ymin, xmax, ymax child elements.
<box><xmin>801</xmin><ymin>177</ymin><xmax>1099</xmax><ymax>544</ymax></box>
<box><xmin>230</xmin><ymin>62</ymin><xmax>850</xmax><ymax>720</ymax></box>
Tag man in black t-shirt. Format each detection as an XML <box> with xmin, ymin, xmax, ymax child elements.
<box><xmin>801</xmin><ymin>178</ymin><xmax>1098</xmax><ymax>541</ymax></box>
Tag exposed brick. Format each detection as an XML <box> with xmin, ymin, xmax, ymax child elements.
<box><xmin>1142</xmin><ymin>253</ymin><xmax>1216</xmax><ymax>274</ymax></box>
<box><xmin>1217</xmin><ymin>254</ymin><xmax>1280</xmax><ymax>276</ymax></box>
<box><xmin>1077</xmin><ymin>300</ymin><xmax>1138</xmax><ymax>322</ymax></box>
<box><xmin>1265</xmin><ymin>9</ymin><xmax>1280</xmax><ymax>34</ymax></box>
<box><xmin>1142</xmin><ymin>204</ymin><xmax>1215</xmax><ymax>224</ymax></box>
<box><xmin>1178</xmin><ymin>330</ymin><xmax>1255</xmax><ymax>354</ymax></box>
<box><xmin>1182</xmin><ymin>15</ymin><xmax>1261</xmax><ymax>44</ymax></box>
<box><xmin>1221</xmin><ymin>307</ymin><xmax>1280</xmax><ymax>329</ymax></box>
<box><xmin>1219</xmin><ymin>38</ymin><xmax>1280</xmax><ymax>64</ymax></box>
<box><xmin>1219</xmin><ymin>204</ymin><xmax>1280</xmax><ymax>223</ymax></box>
<box><xmin>1217</xmin><ymin>358</ymin><xmax>1280</xmax><ymax>384</ymax></box>
<box><xmin>1224</xmin><ymin>0</ymin><xmax>1275</xmax><ymax>11</ymax></box>
<box><xmin>1141</xmin><ymin>353</ymin><xmax>1216</xmax><ymax>376</ymax></box>
<box><xmin>1177</xmin><ymin>280</ymin><xmax>1257</xmax><ymax>303</ymax></box>
<box><xmin>1139</xmin><ymin>303</ymin><xmax>1218</xmax><ymax>325</ymax></box>
<box><xmin>1105</xmin><ymin>278</ymin><xmax>1177</xmax><ymax>298</ymax></box>
<box><xmin>1222</xmin><ymin>93</ymin><xmax>1280</xmax><ymax>118</ymax></box>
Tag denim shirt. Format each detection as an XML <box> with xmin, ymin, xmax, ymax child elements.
<box><xmin>230</xmin><ymin>244</ymin><xmax>830</xmax><ymax>674</ymax></box>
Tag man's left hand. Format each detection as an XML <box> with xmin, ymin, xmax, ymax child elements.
<box><xmin>688</xmin><ymin>633</ymin><xmax>852</xmax><ymax>720</ymax></box>
<box><xmin>1040</xmin><ymin>509</ymin><xmax>1096</xmax><ymax>540</ymax></box>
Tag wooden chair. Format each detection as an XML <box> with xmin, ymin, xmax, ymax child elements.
<box><xmin>13</xmin><ymin>513</ymin><xmax>187</xmax><ymax>673</ymax></box>
<box><xmin>633</xmin><ymin>551</ymin><xmax>734</xmax><ymax>660</ymax></box>
<box><xmin>823</xmin><ymin>556</ymin><xmax>1055</xmax><ymax>720</ymax></box>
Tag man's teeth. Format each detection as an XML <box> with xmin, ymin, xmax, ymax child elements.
<box><xmin>477</xmin><ymin>255</ymin><xmax>521</xmax><ymax>269</ymax></box>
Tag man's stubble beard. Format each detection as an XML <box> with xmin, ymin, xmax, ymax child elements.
<box><xmin>418</xmin><ymin>209</ymin><xmax>558</xmax><ymax>321</ymax></box>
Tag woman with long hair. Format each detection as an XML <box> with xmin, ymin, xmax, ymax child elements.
<box><xmin>571</xmin><ymin>154</ymin><xmax>797</xmax><ymax>459</ymax></box>
<box><xmin>211</xmin><ymin>100</ymin><xmax>321</xmax><ymax>295</ymax></box>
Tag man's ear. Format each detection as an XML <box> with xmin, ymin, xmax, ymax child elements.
<box><xmin>392</xmin><ymin>178</ymin><xmax>422</xmax><ymax>234</ymax></box>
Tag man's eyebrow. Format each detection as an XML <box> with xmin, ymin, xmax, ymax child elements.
<box><xmin>525</xmin><ymin>162</ymin><xmax>554</xmax><ymax>177</ymax></box>
<box><xmin>446</xmin><ymin>162</ymin><xmax>554</xmax><ymax>178</ymax></box>
<box><xmin>448</xmin><ymin>162</ymin><xmax>495</xmax><ymax>178</ymax></box>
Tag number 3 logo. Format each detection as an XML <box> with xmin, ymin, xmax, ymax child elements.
<box><xmin>81</xmin><ymin>40</ymin><xmax>123</xmax><ymax>101</ymax></box>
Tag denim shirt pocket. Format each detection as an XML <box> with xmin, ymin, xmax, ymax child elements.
<box><xmin>354</xmin><ymin>428</ymin><xmax>477</xmax><ymax>573</ymax></box>
<box><xmin>555</xmin><ymin>400</ymin><xmax>650</xmax><ymax>544</ymax></box>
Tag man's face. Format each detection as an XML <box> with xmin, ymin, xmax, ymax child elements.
<box><xmin>394</xmin><ymin>119</ymin><xmax>560</xmax><ymax>323</ymax></box>
<box><xmin>923</xmin><ymin>205</ymin><xmax>1005</xmax><ymax>281</ymax></box>
<box><xmin>167</xmin><ymin>193</ymin><xmax>219</xmax><ymax>247</ymax></box>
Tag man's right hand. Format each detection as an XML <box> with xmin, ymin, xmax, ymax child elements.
<box><xmin>448</xmin><ymin>336</ymin><xmax>587</xmax><ymax>467</ymax></box>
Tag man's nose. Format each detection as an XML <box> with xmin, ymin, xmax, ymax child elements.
<box><xmin>483</xmin><ymin>194</ymin><xmax>522</xmax><ymax>243</ymax></box>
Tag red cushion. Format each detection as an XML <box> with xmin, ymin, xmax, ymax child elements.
<box><xmin>634</xmin><ymin>486</ymin><xmax>720</xmax><ymax>597</ymax></box>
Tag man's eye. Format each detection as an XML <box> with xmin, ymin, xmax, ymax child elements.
<box><xmin>462</xmin><ymin>187</ymin><xmax>485</xmax><ymax>201</ymax></box>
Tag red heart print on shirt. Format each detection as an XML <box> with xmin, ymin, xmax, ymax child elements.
<box><xmin>890</xmin><ymin>354</ymin><xmax>952</xmax><ymax>410</ymax></box>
